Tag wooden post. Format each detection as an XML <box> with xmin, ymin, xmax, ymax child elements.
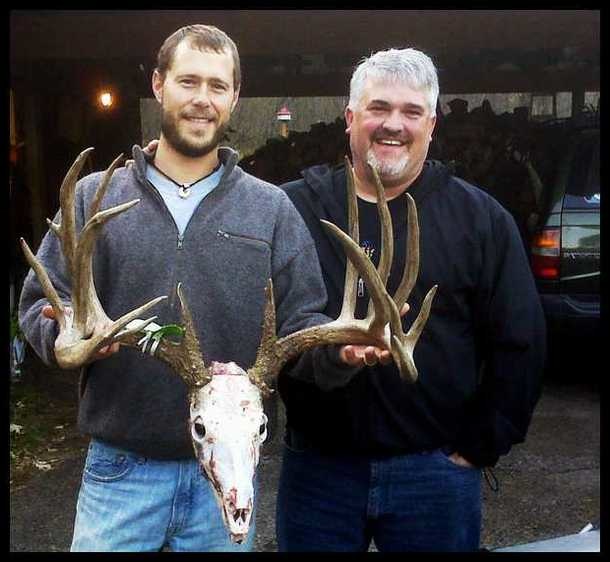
<box><xmin>572</xmin><ymin>90</ymin><xmax>585</xmax><ymax>118</ymax></box>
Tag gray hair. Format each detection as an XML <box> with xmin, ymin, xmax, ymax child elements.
<box><xmin>348</xmin><ymin>48</ymin><xmax>439</xmax><ymax>115</ymax></box>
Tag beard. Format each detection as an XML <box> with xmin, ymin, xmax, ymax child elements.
<box><xmin>160</xmin><ymin>108</ymin><xmax>229</xmax><ymax>158</ymax></box>
<box><xmin>366</xmin><ymin>149</ymin><xmax>410</xmax><ymax>182</ymax></box>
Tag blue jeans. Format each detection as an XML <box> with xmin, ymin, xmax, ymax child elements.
<box><xmin>71</xmin><ymin>439</ymin><xmax>255</xmax><ymax>552</ymax></box>
<box><xmin>276</xmin><ymin>443</ymin><xmax>481</xmax><ymax>552</ymax></box>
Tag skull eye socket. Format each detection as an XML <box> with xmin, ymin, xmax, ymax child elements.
<box><xmin>193</xmin><ymin>420</ymin><xmax>206</xmax><ymax>439</ymax></box>
<box><xmin>259</xmin><ymin>413</ymin><xmax>268</xmax><ymax>437</ymax></box>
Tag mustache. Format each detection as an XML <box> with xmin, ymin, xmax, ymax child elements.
<box><xmin>181</xmin><ymin>110</ymin><xmax>217</xmax><ymax>120</ymax></box>
<box><xmin>371</xmin><ymin>126</ymin><xmax>410</xmax><ymax>144</ymax></box>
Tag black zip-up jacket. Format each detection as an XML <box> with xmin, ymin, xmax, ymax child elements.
<box><xmin>278</xmin><ymin>161</ymin><xmax>546</xmax><ymax>467</ymax></box>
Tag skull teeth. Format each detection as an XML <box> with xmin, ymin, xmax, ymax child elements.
<box><xmin>232</xmin><ymin>508</ymin><xmax>248</xmax><ymax>523</ymax></box>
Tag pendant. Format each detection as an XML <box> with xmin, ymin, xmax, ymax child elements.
<box><xmin>178</xmin><ymin>185</ymin><xmax>191</xmax><ymax>199</ymax></box>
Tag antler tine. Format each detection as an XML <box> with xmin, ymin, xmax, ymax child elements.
<box><xmin>174</xmin><ymin>284</ymin><xmax>210</xmax><ymax>387</ymax></box>
<box><xmin>320</xmin><ymin>221</ymin><xmax>395</xmax><ymax>330</ymax></box>
<box><xmin>365</xmin><ymin>164</ymin><xmax>394</xmax><ymax>333</ymax></box>
<box><xmin>391</xmin><ymin>193</ymin><xmax>419</xmax><ymax>313</ymax></box>
<box><xmin>390</xmin><ymin>284</ymin><xmax>438</xmax><ymax>383</ymax></box>
<box><xmin>248</xmin><ymin>279</ymin><xmax>278</xmax><ymax>397</ymax></box>
<box><xmin>55</xmin><ymin>147</ymin><xmax>95</xmax><ymax>279</ymax></box>
<box><xmin>404</xmin><ymin>285</ymin><xmax>438</xmax><ymax>348</ymax></box>
<box><xmin>338</xmin><ymin>158</ymin><xmax>361</xmax><ymax>321</ymax></box>
<box><xmin>74</xmin><ymin>200</ymin><xmax>140</xmax><ymax>334</ymax></box>
<box><xmin>20</xmin><ymin>238</ymin><xmax>67</xmax><ymax>329</ymax></box>
<box><xmin>88</xmin><ymin>152</ymin><xmax>124</xmax><ymax>220</ymax></box>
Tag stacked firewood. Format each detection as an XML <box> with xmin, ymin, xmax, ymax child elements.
<box><xmin>239</xmin><ymin>103</ymin><xmax>599</xmax><ymax>244</ymax></box>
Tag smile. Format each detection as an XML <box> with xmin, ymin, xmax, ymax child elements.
<box><xmin>184</xmin><ymin>116</ymin><xmax>214</xmax><ymax>124</ymax></box>
<box><xmin>376</xmin><ymin>139</ymin><xmax>404</xmax><ymax>146</ymax></box>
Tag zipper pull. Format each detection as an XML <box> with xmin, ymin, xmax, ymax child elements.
<box><xmin>177</xmin><ymin>235</ymin><xmax>184</xmax><ymax>249</ymax></box>
<box><xmin>216</xmin><ymin>229</ymin><xmax>230</xmax><ymax>239</ymax></box>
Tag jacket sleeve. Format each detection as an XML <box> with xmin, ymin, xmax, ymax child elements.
<box><xmin>271</xmin><ymin>193</ymin><xmax>361</xmax><ymax>389</ymax></box>
<box><xmin>454</xmin><ymin>202</ymin><xmax>546</xmax><ymax>467</ymax></box>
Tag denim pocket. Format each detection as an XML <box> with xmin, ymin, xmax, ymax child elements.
<box><xmin>84</xmin><ymin>442</ymin><xmax>137</xmax><ymax>483</ymax></box>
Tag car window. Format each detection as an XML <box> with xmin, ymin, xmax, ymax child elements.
<box><xmin>566</xmin><ymin>135</ymin><xmax>600</xmax><ymax>206</ymax></box>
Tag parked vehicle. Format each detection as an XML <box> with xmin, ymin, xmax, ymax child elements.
<box><xmin>530</xmin><ymin>126</ymin><xmax>600</xmax><ymax>371</ymax></box>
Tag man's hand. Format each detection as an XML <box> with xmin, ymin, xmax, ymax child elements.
<box><xmin>338</xmin><ymin>303</ymin><xmax>409</xmax><ymax>368</ymax></box>
<box><xmin>142</xmin><ymin>139</ymin><xmax>159</xmax><ymax>157</ymax></box>
<box><xmin>42</xmin><ymin>305</ymin><xmax>120</xmax><ymax>360</ymax></box>
<box><xmin>125</xmin><ymin>139</ymin><xmax>159</xmax><ymax>168</ymax></box>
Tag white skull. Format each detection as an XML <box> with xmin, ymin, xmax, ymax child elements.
<box><xmin>188</xmin><ymin>361</ymin><xmax>268</xmax><ymax>543</ymax></box>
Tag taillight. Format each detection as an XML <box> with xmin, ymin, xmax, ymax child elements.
<box><xmin>530</xmin><ymin>228</ymin><xmax>561</xmax><ymax>280</ymax></box>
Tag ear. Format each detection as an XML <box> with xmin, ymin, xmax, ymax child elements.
<box><xmin>428</xmin><ymin>114</ymin><xmax>437</xmax><ymax>141</ymax></box>
<box><xmin>345</xmin><ymin>106</ymin><xmax>354</xmax><ymax>134</ymax></box>
<box><xmin>152</xmin><ymin>70</ymin><xmax>164</xmax><ymax>104</ymax></box>
<box><xmin>230</xmin><ymin>88</ymin><xmax>240</xmax><ymax>113</ymax></box>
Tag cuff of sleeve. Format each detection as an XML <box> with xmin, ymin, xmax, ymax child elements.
<box><xmin>313</xmin><ymin>345</ymin><xmax>361</xmax><ymax>391</ymax></box>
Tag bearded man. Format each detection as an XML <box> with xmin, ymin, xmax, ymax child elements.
<box><xmin>19</xmin><ymin>24</ymin><xmax>339</xmax><ymax>552</ymax></box>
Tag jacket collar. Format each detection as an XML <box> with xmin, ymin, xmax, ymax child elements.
<box><xmin>302</xmin><ymin>159</ymin><xmax>449</xmax><ymax>213</ymax></box>
<box><xmin>130</xmin><ymin>144</ymin><xmax>240</xmax><ymax>188</ymax></box>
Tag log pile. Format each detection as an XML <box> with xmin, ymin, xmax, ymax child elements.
<box><xmin>239</xmin><ymin>102</ymin><xmax>599</xmax><ymax>244</ymax></box>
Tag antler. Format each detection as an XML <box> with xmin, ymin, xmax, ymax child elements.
<box><xmin>248</xmin><ymin>157</ymin><xmax>437</xmax><ymax>393</ymax></box>
<box><xmin>118</xmin><ymin>284</ymin><xmax>211</xmax><ymax>388</ymax></box>
<box><xmin>20</xmin><ymin>148</ymin><xmax>167</xmax><ymax>370</ymax></box>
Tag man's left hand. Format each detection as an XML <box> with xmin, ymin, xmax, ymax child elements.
<box><xmin>338</xmin><ymin>303</ymin><xmax>409</xmax><ymax>368</ymax></box>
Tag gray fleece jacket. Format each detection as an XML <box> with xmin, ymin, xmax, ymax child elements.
<box><xmin>18</xmin><ymin>145</ymin><xmax>335</xmax><ymax>459</ymax></box>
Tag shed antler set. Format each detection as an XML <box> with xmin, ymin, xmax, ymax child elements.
<box><xmin>21</xmin><ymin>149</ymin><xmax>437</xmax><ymax>542</ymax></box>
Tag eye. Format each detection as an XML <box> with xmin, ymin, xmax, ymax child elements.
<box><xmin>192</xmin><ymin>420</ymin><xmax>206</xmax><ymax>439</ymax></box>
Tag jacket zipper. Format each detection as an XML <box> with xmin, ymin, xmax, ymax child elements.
<box><xmin>143</xmin><ymin>179</ymin><xmax>185</xmax><ymax>313</ymax></box>
<box><xmin>216</xmin><ymin>229</ymin><xmax>270</xmax><ymax>248</ymax></box>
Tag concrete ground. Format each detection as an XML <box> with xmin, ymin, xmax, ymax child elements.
<box><xmin>10</xmin><ymin>378</ymin><xmax>599</xmax><ymax>552</ymax></box>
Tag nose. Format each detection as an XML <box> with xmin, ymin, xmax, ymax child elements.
<box><xmin>382</xmin><ymin>110</ymin><xmax>404</xmax><ymax>133</ymax></box>
<box><xmin>191</xmin><ymin>84</ymin><xmax>211</xmax><ymax>107</ymax></box>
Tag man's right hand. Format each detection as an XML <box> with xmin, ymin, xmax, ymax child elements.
<box><xmin>125</xmin><ymin>139</ymin><xmax>159</xmax><ymax>168</ymax></box>
<box><xmin>42</xmin><ymin>305</ymin><xmax>120</xmax><ymax>360</ymax></box>
<box><xmin>143</xmin><ymin>139</ymin><xmax>159</xmax><ymax>157</ymax></box>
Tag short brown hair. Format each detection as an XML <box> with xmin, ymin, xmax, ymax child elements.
<box><xmin>155</xmin><ymin>24</ymin><xmax>241</xmax><ymax>91</ymax></box>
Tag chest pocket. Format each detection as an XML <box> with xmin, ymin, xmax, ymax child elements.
<box><xmin>213</xmin><ymin>228</ymin><xmax>271</xmax><ymax>278</ymax></box>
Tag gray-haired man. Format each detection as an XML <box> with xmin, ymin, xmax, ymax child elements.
<box><xmin>276</xmin><ymin>47</ymin><xmax>546</xmax><ymax>552</ymax></box>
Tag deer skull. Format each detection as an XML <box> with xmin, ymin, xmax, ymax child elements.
<box><xmin>189</xmin><ymin>361</ymin><xmax>267</xmax><ymax>544</ymax></box>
